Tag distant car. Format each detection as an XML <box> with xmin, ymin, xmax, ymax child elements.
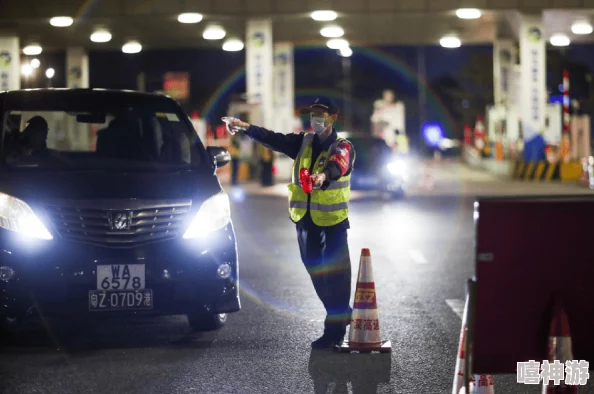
<box><xmin>339</xmin><ymin>132</ymin><xmax>408</xmax><ymax>198</ymax></box>
<box><xmin>0</xmin><ymin>89</ymin><xmax>240</xmax><ymax>333</ymax></box>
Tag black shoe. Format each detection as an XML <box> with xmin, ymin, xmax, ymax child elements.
<box><xmin>311</xmin><ymin>334</ymin><xmax>344</xmax><ymax>349</ymax></box>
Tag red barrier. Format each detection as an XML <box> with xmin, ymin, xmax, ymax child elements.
<box><xmin>472</xmin><ymin>196</ymin><xmax>594</xmax><ymax>374</ymax></box>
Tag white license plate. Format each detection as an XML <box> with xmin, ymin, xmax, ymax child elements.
<box><xmin>96</xmin><ymin>264</ymin><xmax>145</xmax><ymax>291</ymax></box>
<box><xmin>89</xmin><ymin>289</ymin><xmax>153</xmax><ymax>311</ymax></box>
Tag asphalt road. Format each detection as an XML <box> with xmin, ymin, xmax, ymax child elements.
<box><xmin>1</xmin><ymin>163</ymin><xmax>593</xmax><ymax>394</ymax></box>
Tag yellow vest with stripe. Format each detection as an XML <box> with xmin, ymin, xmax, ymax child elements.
<box><xmin>288</xmin><ymin>133</ymin><xmax>354</xmax><ymax>227</ymax></box>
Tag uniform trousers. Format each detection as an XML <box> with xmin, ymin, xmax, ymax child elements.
<box><xmin>296</xmin><ymin>220</ymin><xmax>352</xmax><ymax>337</ymax></box>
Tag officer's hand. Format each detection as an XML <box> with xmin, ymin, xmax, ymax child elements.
<box><xmin>222</xmin><ymin>117</ymin><xmax>250</xmax><ymax>130</ymax></box>
<box><xmin>311</xmin><ymin>173</ymin><xmax>326</xmax><ymax>188</ymax></box>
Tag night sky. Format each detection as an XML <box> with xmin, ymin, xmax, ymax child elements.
<box><xmin>21</xmin><ymin>43</ymin><xmax>594</xmax><ymax>144</ymax></box>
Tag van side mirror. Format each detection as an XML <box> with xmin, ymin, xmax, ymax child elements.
<box><xmin>206</xmin><ymin>146</ymin><xmax>231</xmax><ymax>168</ymax></box>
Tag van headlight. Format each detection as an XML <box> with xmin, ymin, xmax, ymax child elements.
<box><xmin>183</xmin><ymin>192</ymin><xmax>231</xmax><ymax>239</ymax></box>
<box><xmin>387</xmin><ymin>160</ymin><xmax>407</xmax><ymax>176</ymax></box>
<box><xmin>0</xmin><ymin>193</ymin><xmax>52</xmax><ymax>240</ymax></box>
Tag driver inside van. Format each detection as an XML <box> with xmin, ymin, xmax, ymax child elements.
<box><xmin>21</xmin><ymin>116</ymin><xmax>50</xmax><ymax>156</ymax></box>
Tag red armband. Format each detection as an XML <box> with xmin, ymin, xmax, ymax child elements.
<box><xmin>328</xmin><ymin>141</ymin><xmax>352</xmax><ymax>176</ymax></box>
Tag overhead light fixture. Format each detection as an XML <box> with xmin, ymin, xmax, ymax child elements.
<box><xmin>21</xmin><ymin>64</ymin><xmax>33</xmax><ymax>77</ymax></box>
<box><xmin>90</xmin><ymin>30</ymin><xmax>112</xmax><ymax>43</ymax></box>
<box><xmin>222</xmin><ymin>38</ymin><xmax>244</xmax><ymax>52</ymax></box>
<box><xmin>122</xmin><ymin>41</ymin><xmax>142</xmax><ymax>54</ymax></box>
<box><xmin>203</xmin><ymin>25</ymin><xmax>226</xmax><ymax>40</ymax></box>
<box><xmin>178</xmin><ymin>13</ymin><xmax>203</xmax><ymax>24</ymax></box>
<box><xmin>46</xmin><ymin>68</ymin><xmax>55</xmax><ymax>79</ymax></box>
<box><xmin>571</xmin><ymin>20</ymin><xmax>593</xmax><ymax>35</ymax></box>
<box><xmin>311</xmin><ymin>10</ymin><xmax>337</xmax><ymax>21</ymax></box>
<box><xmin>50</xmin><ymin>16</ymin><xmax>73</xmax><ymax>27</ymax></box>
<box><xmin>339</xmin><ymin>47</ymin><xmax>353</xmax><ymax>57</ymax></box>
<box><xmin>320</xmin><ymin>25</ymin><xmax>344</xmax><ymax>38</ymax></box>
<box><xmin>456</xmin><ymin>8</ymin><xmax>481</xmax><ymax>19</ymax></box>
<box><xmin>327</xmin><ymin>38</ymin><xmax>349</xmax><ymax>49</ymax></box>
<box><xmin>30</xmin><ymin>58</ymin><xmax>40</xmax><ymax>68</ymax></box>
<box><xmin>23</xmin><ymin>44</ymin><xmax>42</xmax><ymax>56</ymax></box>
<box><xmin>550</xmin><ymin>34</ymin><xmax>570</xmax><ymax>47</ymax></box>
<box><xmin>440</xmin><ymin>35</ymin><xmax>461</xmax><ymax>48</ymax></box>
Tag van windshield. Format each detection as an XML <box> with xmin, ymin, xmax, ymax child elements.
<box><xmin>2</xmin><ymin>106</ymin><xmax>204</xmax><ymax>171</ymax></box>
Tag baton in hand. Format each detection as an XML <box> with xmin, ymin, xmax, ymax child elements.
<box><xmin>300</xmin><ymin>168</ymin><xmax>314</xmax><ymax>194</ymax></box>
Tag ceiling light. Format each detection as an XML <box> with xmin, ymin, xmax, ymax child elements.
<box><xmin>311</xmin><ymin>10</ymin><xmax>337</xmax><ymax>21</ymax></box>
<box><xmin>178</xmin><ymin>13</ymin><xmax>203</xmax><ymax>24</ymax></box>
<box><xmin>21</xmin><ymin>64</ymin><xmax>33</xmax><ymax>77</ymax></box>
<box><xmin>122</xmin><ymin>41</ymin><xmax>142</xmax><ymax>54</ymax></box>
<box><xmin>339</xmin><ymin>47</ymin><xmax>352</xmax><ymax>57</ymax></box>
<box><xmin>222</xmin><ymin>38</ymin><xmax>244</xmax><ymax>52</ymax></box>
<box><xmin>46</xmin><ymin>68</ymin><xmax>55</xmax><ymax>79</ymax></box>
<box><xmin>91</xmin><ymin>30</ymin><xmax>112</xmax><ymax>43</ymax></box>
<box><xmin>550</xmin><ymin>34</ymin><xmax>570</xmax><ymax>47</ymax></box>
<box><xmin>440</xmin><ymin>35</ymin><xmax>461</xmax><ymax>48</ymax></box>
<box><xmin>23</xmin><ymin>44</ymin><xmax>42</xmax><ymax>55</ymax></box>
<box><xmin>456</xmin><ymin>8</ymin><xmax>482</xmax><ymax>19</ymax></box>
<box><xmin>327</xmin><ymin>38</ymin><xmax>349</xmax><ymax>49</ymax></box>
<box><xmin>50</xmin><ymin>16</ymin><xmax>73</xmax><ymax>27</ymax></box>
<box><xmin>320</xmin><ymin>25</ymin><xmax>344</xmax><ymax>38</ymax></box>
<box><xmin>30</xmin><ymin>58</ymin><xmax>40</xmax><ymax>68</ymax></box>
<box><xmin>571</xmin><ymin>21</ymin><xmax>593</xmax><ymax>35</ymax></box>
<box><xmin>203</xmin><ymin>25</ymin><xmax>226</xmax><ymax>40</ymax></box>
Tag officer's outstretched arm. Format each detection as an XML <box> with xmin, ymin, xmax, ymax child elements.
<box><xmin>221</xmin><ymin>117</ymin><xmax>304</xmax><ymax>160</ymax></box>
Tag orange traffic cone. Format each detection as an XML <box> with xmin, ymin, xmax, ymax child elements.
<box><xmin>339</xmin><ymin>248</ymin><xmax>391</xmax><ymax>353</ymax></box>
<box><xmin>453</xmin><ymin>293</ymin><xmax>470</xmax><ymax>393</ymax></box>
<box><xmin>543</xmin><ymin>296</ymin><xmax>578</xmax><ymax>394</ymax></box>
<box><xmin>464</xmin><ymin>375</ymin><xmax>495</xmax><ymax>393</ymax></box>
<box><xmin>580</xmin><ymin>157</ymin><xmax>589</xmax><ymax>187</ymax></box>
<box><xmin>453</xmin><ymin>287</ymin><xmax>495</xmax><ymax>394</ymax></box>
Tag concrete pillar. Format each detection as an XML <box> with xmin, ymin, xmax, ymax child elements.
<box><xmin>246</xmin><ymin>19</ymin><xmax>274</xmax><ymax>130</ymax></box>
<box><xmin>0</xmin><ymin>36</ymin><xmax>20</xmax><ymax>91</ymax></box>
<box><xmin>273</xmin><ymin>42</ymin><xmax>294</xmax><ymax>134</ymax></box>
<box><xmin>519</xmin><ymin>14</ymin><xmax>547</xmax><ymax>161</ymax></box>
<box><xmin>66</xmin><ymin>47</ymin><xmax>89</xmax><ymax>88</ymax></box>
<box><xmin>66</xmin><ymin>47</ymin><xmax>90</xmax><ymax>150</ymax></box>
<box><xmin>493</xmin><ymin>39</ymin><xmax>515</xmax><ymax>107</ymax></box>
<box><xmin>136</xmin><ymin>72</ymin><xmax>146</xmax><ymax>92</ymax></box>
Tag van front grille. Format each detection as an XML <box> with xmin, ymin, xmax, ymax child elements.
<box><xmin>43</xmin><ymin>200</ymin><xmax>193</xmax><ymax>247</ymax></box>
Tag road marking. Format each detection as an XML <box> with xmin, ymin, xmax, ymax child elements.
<box><xmin>446</xmin><ymin>299</ymin><xmax>465</xmax><ymax>319</ymax></box>
<box><xmin>408</xmin><ymin>250</ymin><xmax>428</xmax><ymax>264</ymax></box>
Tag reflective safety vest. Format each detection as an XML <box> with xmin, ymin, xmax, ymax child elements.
<box><xmin>288</xmin><ymin>133</ymin><xmax>354</xmax><ymax>227</ymax></box>
<box><xmin>395</xmin><ymin>134</ymin><xmax>409</xmax><ymax>154</ymax></box>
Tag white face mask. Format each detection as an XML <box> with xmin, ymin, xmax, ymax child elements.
<box><xmin>311</xmin><ymin>117</ymin><xmax>327</xmax><ymax>134</ymax></box>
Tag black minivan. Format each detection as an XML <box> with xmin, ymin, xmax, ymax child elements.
<box><xmin>0</xmin><ymin>89</ymin><xmax>239</xmax><ymax>332</ymax></box>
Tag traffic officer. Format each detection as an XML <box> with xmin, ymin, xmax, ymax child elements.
<box><xmin>229</xmin><ymin>134</ymin><xmax>241</xmax><ymax>185</ymax></box>
<box><xmin>224</xmin><ymin>97</ymin><xmax>356</xmax><ymax>348</ymax></box>
<box><xmin>257</xmin><ymin>144</ymin><xmax>275</xmax><ymax>186</ymax></box>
